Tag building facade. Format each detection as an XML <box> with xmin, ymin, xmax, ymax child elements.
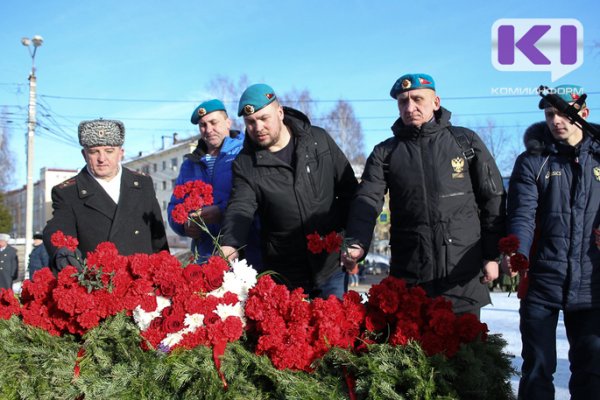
<box><xmin>3</xmin><ymin>167</ymin><xmax>78</xmax><ymax>238</ymax></box>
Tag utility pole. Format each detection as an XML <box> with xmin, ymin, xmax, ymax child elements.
<box><xmin>21</xmin><ymin>35</ymin><xmax>43</xmax><ymax>280</ymax></box>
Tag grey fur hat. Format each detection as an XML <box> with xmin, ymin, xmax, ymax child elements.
<box><xmin>78</xmin><ymin>119</ymin><xmax>125</xmax><ymax>147</ymax></box>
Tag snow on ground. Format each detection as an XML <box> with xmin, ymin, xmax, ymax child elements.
<box><xmin>482</xmin><ymin>292</ymin><xmax>570</xmax><ymax>400</ymax></box>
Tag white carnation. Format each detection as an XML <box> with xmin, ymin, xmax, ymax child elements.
<box><xmin>184</xmin><ymin>313</ymin><xmax>205</xmax><ymax>330</ymax></box>
<box><xmin>133</xmin><ymin>295</ymin><xmax>171</xmax><ymax>331</ymax></box>
<box><xmin>209</xmin><ymin>258</ymin><xmax>258</xmax><ymax>301</ymax></box>
<box><xmin>160</xmin><ymin>331</ymin><xmax>184</xmax><ymax>348</ymax></box>
<box><xmin>215</xmin><ymin>302</ymin><xmax>245</xmax><ymax>326</ymax></box>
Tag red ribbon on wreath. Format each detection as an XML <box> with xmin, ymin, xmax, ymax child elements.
<box><xmin>73</xmin><ymin>347</ymin><xmax>85</xmax><ymax>379</ymax></box>
<box><xmin>342</xmin><ymin>366</ymin><xmax>357</xmax><ymax>400</ymax></box>
<box><xmin>212</xmin><ymin>340</ymin><xmax>228</xmax><ymax>391</ymax></box>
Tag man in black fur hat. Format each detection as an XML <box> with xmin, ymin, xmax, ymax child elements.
<box><xmin>43</xmin><ymin>119</ymin><xmax>169</xmax><ymax>272</ymax></box>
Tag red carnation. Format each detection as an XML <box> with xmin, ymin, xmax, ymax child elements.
<box><xmin>50</xmin><ymin>231</ymin><xmax>79</xmax><ymax>252</ymax></box>
<box><xmin>170</xmin><ymin>180</ymin><xmax>214</xmax><ymax>225</ymax></box>
<box><xmin>498</xmin><ymin>234</ymin><xmax>520</xmax><ymax>255</ymax></box>
<box><xmin>306</xmin><ymin>231</ymin><xmax>324</xmax><ymax>254</ymax></box>
<box><xmin>171</xmin><ymin>204</ymin><xmax>189</xmax><ymax>225</ymax></box>
<box><xmin>510</xmin><ymin>253</ymin><xmax>529</xmax><ymax>273</ymax></box>
<box><xmin>323</xmin><ymin>231</ymin><xmax>343</xmax><ymax>253</ymax></box>
<box><xmin>390</xmin><ymin>318</ymin><xmax>420</xmax><ymax>346</ymax></box>
<box><xmin>0</xmin><ymin>288</ymin><xmax>21</xmax><ymax>320</ymax></box>
<box><xmin>456</xmin><ymin>313</ymin><xmax>488</xmax><ymax>342</ymax></box>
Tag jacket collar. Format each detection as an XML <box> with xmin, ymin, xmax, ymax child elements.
<box><xmin>244</xmin><ymin>106</ymin><xmax>313</xmax><ymax>167</ymax></box>
<box><xmin>186</xmin><ymin>130</ymin><xmax>242</xmax><ymax>162</ymax></box>
<box><xmin>524</xmin><ymin>121</ymin><xmax>600</xmax><ymax>156</ymax></box>
<box><xmin>391</xmin><ymin>106</ymin><xmax>452</xmax><ymax>139</ymax></box>
<box><xmin>75</xmin><ymin>167</ymin><xmax>144</xmax><ymax>221</ymax></box>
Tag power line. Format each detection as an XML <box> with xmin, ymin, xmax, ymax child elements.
<box><xmin>40</xmin><ymin>91</ymin><xmax>600</xmax><ymax>104</ymax></box>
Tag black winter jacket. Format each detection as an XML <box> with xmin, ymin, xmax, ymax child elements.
<box><xmin>508</xmin><ymin>121</ymin><xmax>600</xmax><ymax>310</ymax></box>
<box><xmin>43</xmin><ymin>167</ymin><xmax>169</xmax><ymax>271</ymax></box>
<box><xmin>220</xmin><ymin>107</ymin><xmax>358</xmax><ymax>293</ymax></box>
<box><xmin>346</xmin><ymin>107</ymin><xmax>505</xmax><ymax>312</ymax></box>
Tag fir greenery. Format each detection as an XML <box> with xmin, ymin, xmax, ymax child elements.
<box><xmin>0</xmin><ymin>313</ymin><xmax>516</xmax><ymax>399</ymax></box>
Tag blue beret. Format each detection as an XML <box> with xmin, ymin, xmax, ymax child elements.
<box><xmin>390</xmin><ymin>73</ymin><xmax>436</xmax><ymax>99</ymax></box>
<box><xmin>78</xmin><ymin>119</ymin><xmax>125</xmax><ymax>147</ymax></box>
<box><xmin>238</xmin><ymin>83</ymin><xmax>277</xmax><ymax>117</ymax></box>
<box><xmin>538</xmin><ymin>84</ymin><xmax>585</xmax><ymax>109</ymax></box>
<box><xmin>191</xmin><ymin>99</ymin><xmax>227</xmax><ymax>125</ymax></box>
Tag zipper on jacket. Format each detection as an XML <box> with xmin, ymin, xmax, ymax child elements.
<box><xmin>306</xmin><ymin>165</ymin><xmax>318</xmax><ymax>196</ymax></box>
<box><xmin>418</xmin><ymin>136</ymin><xmax>436</xmax><ymax>277</ymax></box>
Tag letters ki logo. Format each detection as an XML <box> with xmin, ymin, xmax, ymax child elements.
<box><xmin>492</xmin><ymin>19</ymin><xmax>583</xmax><ymax>81</ymax></box>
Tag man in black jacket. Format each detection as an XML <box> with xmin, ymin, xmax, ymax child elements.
<box><xmin>28</xmin><ymin>232</ymin><xmax>49</xmax><ymax>279</ymax></box>
<box><xmin>43</xmin><ymin>119</ymin><xmax>169</xmax><ymax>272</ymax></box>
<box><xmin>220</xmin><ymin>84</ymin><xmax>358</xmax><ymax>299</ymax></box>
<box><xmin>0</xmin><ymin>233</ymin><xmax>18</xmax><ymax>290</ymax></box>
<box><xmin>343</xmin><ymin>73</ymin><xmax>505</xmax><ymax>317</ymax></box>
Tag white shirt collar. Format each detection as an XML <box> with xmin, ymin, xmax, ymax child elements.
<box><xmin>87</xmin><ymin>165</ymin><xmax>122</xmax><ymax>204</ymax></box>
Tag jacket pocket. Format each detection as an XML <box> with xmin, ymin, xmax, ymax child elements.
<box><xmin>305</xmin><ymin>164</ymin><xmax>319</xmax><ymax>197</ymax></box>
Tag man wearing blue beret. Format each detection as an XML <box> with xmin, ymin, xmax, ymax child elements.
<box><xmin>219</xmin><ymin>84</ymin><xmax>358</xmax><ymax>299</ymax></box>
<box><xmin>504</xmin><ymin>84</ymin><xmax>600</xmax><ymax>399</ymax></box>
<box><xmin>44</xmin><ymin>119</ymin><xmax>169</xmax><ymax>271</ymax></box>
<box><xmin>168</xmin><ymin>99</ymin><xmax>261</xmax><ymax>267</ymax></box>
<box><xmin>343</xmin><ymin>73</ymin><xmax>505</xmax><ymax>317</ymax></box>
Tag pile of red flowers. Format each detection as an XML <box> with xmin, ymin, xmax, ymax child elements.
<box><xmin>365</xmin><ymin>276</ymin><xmax>488</xmax><ymax>357</ymax></box>
<box><xmin>244</xmin><ymin>275</ymin><xmax>365</xmax><ymax>371</ymax></box>
<box><xmin>0</xmin><ymin>288</ymin><xmax>20</xmax><ymax>320</ymax></box>
<box><xmin>15</xmin><ymin>235</ymin><xmax>141</xmax><ymax>336</ymax></box>
<box><xmin>135</xmin><ymin>255</ymin><xmax>244</xmax><ymax>352</ymax></box>
<box><xmin>0</xmin><ymin>230</ymin><xmax>490</xmax><ymax>376</ymax></box>
<box><xmin>243</xmin><ymin>274</ymin><xmax>489</xmax><ymax>369</ymax></box>
<box><xmin>306</xmin><ymin>231</ymin><xmax>344</xmax><ymax>254</ymax></box>
<box><xmin>170</xmin><ymin>180</ymin><xmax>214</xmax><ymax>224</ymax></box>
<box><xmin>0</xmin><ymin>231</ymin><xmax>247</xmax><ymax>355</ymax></box>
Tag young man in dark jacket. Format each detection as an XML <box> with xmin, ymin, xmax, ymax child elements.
<box><xmin>343</xmin><ymin>73</ymin><xmax>505</xmax><ymax>317</ymax></box>
<box><xmin>504</xmin><ymin>84</ymin><xmax>600</xmax><ymax>400</ymax></box>
<box><xmin>219</xmin><ymin>84</ymin><xmax>358</xmax><ymax>299</ymax></box>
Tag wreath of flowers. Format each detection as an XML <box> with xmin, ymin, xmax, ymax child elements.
<box><xmin>0</xmin><ymin>180</ymin><xmax>505</xmax><ymax>398</ymax></box>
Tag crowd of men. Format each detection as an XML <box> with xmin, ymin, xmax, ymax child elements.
<box><xmin>1</xmin><ymin>75</ymin><xmax>598</xmax><ymax>399</ymax></box>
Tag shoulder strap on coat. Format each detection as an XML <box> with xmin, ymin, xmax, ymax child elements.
<box><xmin>448</xmin><ymin>126</ymin><xmax>476</xmax><ymax>165</ymax></box>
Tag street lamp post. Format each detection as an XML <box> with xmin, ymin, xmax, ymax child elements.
<box><xmin>21</xmin><ymin>35</ymin><xmax>43</xmax><ymax>280</ymax></box>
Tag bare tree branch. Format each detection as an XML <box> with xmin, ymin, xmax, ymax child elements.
<box><xmin>0</xmin><ymin>108</ymin><xmax>16</xmax><ymax>190</ymax></box>
<box><xmin>321</xmin><ymin>100</ymin><xmax>366</xmax><ymax>165</ymax></box>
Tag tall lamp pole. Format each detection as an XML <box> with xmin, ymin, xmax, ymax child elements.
<box><xmin>21</xmin><ymin>35</ymin><xmax>43</xmax><ymax>280</ymax></box>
